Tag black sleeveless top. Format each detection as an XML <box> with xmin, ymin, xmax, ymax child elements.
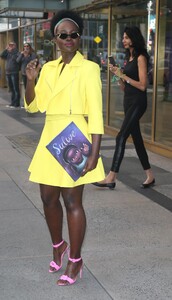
<box><xmin>124</xmin><ymin>56</ymin><xmax>147</xmax><ymax>99</ymax></box>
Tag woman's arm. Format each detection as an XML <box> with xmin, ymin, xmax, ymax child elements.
<box><xmin>25</xmin><ymin>59</ymin><xmax>41</xmax><ymax>105</ymax></box>
<box><xmin>118</xmin><ymin>78</ymin><xmax>125</xmax><ymax>91</ymax></box>
<box><xmin>110</xmin><ymin>55</ymin><xmax>148</xmax><ymax>91</ymax></box>
<box><xmin>16</xmin><ymin>52</ymin><xmax>23</xmax><ymax>63</ymax></box>
<box><xmin>82</xmin><ymin>134</ymin><xmax>101</xmax><ymax>175</ymax></box>
<box><xmin>0</xmin><ymin>49</ymin><xmax>8</xmax><ymax>59</ymax></box>
<box><xmin>90</xmin><ymin>134</ymin><xmax>101</xmax><ymax>162</ymax></box>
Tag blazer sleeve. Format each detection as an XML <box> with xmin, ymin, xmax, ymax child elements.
<box><xmin>85</xmin><ymin>62</ymin><xmax>104</xmax><ymax>134</ymax></box>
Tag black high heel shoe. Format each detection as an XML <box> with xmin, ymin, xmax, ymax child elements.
<box><xmin>92</xmin><ymin>182</ymin><xmax>116</xmax><ymax>190</ymax></box>
<box><xmin>141</xmin><ymin>179</ymin><xmax>155</xmax><ymax>189</ymax></box>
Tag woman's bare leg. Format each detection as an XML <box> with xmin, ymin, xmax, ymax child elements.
<box><xmin>40</xmin><ymin>184</ymin><xmax>67</xmax><ymax>271</ymax></box>
<box><xmin>57</xmin><ymin>185</ymin><xmax>85</xmax><ymax>283</ymax></box>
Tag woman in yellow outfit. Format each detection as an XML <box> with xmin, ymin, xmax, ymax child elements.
<box><xmin>25</xmin><ymin>10</ymin><xmax>104</xmax><ymax>286</ymax></box>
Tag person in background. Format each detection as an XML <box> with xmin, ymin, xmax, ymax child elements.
<box><xmin>25</xmin><ymin>9</ymin><xmax>104</xmax><ymax>286</ymax></box>
<box><xmin>93</xmin><ymin>26</ymin><xmax>155</xmax><ymax>190</ymax></box>
<box><xmin>16</xmin><ymin>43</ymin><xmax>37</xmax><ymax>89</ymax></box>
<box><xmin>0</xmin><ymin>41</ymin><xmax>20</xmax><ymax>108</ymax></box>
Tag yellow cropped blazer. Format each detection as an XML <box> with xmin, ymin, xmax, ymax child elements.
<box><xmin>26</xmin><ymin>51</ymin><xmax>104</xmax><ymax>135</ymax></box>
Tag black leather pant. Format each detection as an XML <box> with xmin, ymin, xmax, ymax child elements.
<box><xmin>110</xmin><ymin>96</ymin><xmax>151</xmax><ymax>173</ymax></box>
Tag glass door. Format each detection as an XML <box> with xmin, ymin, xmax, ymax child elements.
<box><xmin>109</xmin><ymin>1</ymin><xmax>156</xmax><ymax>140</ymax></box>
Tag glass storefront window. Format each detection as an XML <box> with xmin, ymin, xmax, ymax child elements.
<box><xmin>0</xmin><ymin>18</ymin><xmax>8</xmax><ymax>32</ymax></box>
<box><xmin>155</xmin><ymin>0</ymin><xmax>172</xmax><ymax>147</ymax></box>
<box><xmin>20</xmin><ymin>18</ymin><xmax>35</xmax><ymax>26</ymax></box>
<box><xmin>21</xmin><ymin>24</ymin><xmax>35</xmax><ymax>47</ymax></box>
<box><xmin>109</xmin><ymin>1</ymin><xmax>155</xmax><ymax>140</ymax></box>
<box><xmin>35</xmin><ymin>21</ymin><xmax>54</xmax><ymax>65</ymax></box>
<box><xmin>20</xmin><ymin>21</ymin><xmax>54</xmax><ymax>66</ymax></box>
<box><xmin>8</xmin><ymin>18</ymin><xmax>19</xmax><ymax>28</ymax></box>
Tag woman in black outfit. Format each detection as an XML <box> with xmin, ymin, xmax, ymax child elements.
<box><xmin>93</xmin><ymin>26</ymin><xmax>155</xmax><ymax>189</ymax></box>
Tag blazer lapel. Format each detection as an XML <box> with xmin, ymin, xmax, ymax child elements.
<box><xmin>45</xmin><ymin>52</ymin><xmax>84</xmax><ymax>98</ymax></box>
<box><xmin>44</xmin><ymin>58</ymin><xmax>61</xmax><ymax>93</ymax></box>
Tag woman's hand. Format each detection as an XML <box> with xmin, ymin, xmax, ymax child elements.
<box><xmin>82</xmin><ymin>154</ymin><xmax>99</xmax><ymax>176</ymax></box>
<box><xmin>109</xmin><ymin>63</ymin><xmax>117</xmax><ymax>74</ymax></box>
<box><xmin>109</xmin><ymin>64</ymin><xmax>124</xmax><ymax>78</ymax></box>
<box><xmin>25</xmin><ymin>58</ymin><xmax>41</xmax><ymax>81</ymax></box>
<box><xmin>81</xmin><ymin>134</ymin><xmax>101</xmax><ymax>176</ymax></box>
<box><xmin>25</xmin><ymin>58</ymin><xmax>41</xmax><ymax>105</ymax></box>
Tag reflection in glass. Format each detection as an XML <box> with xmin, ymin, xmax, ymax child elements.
<box><xmin>36</xmin><ymin>21</ymin><xmax>54</xmax><ymax>66</ymax></box>
<box><xmin>155</xmin><ymin>0</ymin><xmax>172</xmax><ymax>147</ymax></box>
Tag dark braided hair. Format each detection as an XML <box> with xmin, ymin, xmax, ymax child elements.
<box><xmin>50</xmin><ymin>10</ymin><xmax>84</xmax><ymax>37</ymax></box>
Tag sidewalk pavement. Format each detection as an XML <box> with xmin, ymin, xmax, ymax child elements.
<box><xmin>0</xmin><ymin>87</ymin><xmax>172</xmax><ymax>300</ymax></box>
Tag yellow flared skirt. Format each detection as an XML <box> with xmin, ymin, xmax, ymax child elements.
<box><xmin>28</xmin><ymin>114</ymin><xmax>105</xmax><ymax>187</ymax></box>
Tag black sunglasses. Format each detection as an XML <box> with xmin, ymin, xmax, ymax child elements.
<box><xmin>56</xmin><ymin>32</ymin><xmax>80</xmax><ymax>40</ymax></box>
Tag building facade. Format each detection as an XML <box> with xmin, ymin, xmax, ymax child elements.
<box><xmin>0</xmin><ymin>0</ymin><xmax>171</xmax><ymax>158</ymax></box>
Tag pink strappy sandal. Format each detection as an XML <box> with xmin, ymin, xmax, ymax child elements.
<box><xmin>49</xmin><ymin>240</ymin><xmax>69</xmax><ymax>273</ymax></box>
<box><xmin>57</xmin><ymin>257</ymin><xmax>83</xmax><ymax>286</ymax></box>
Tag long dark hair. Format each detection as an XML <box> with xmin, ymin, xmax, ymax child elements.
<box><xmin>124</xmin><ymin>26</ymin><xmax>149</xmax><ymax>65</ymax></box>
